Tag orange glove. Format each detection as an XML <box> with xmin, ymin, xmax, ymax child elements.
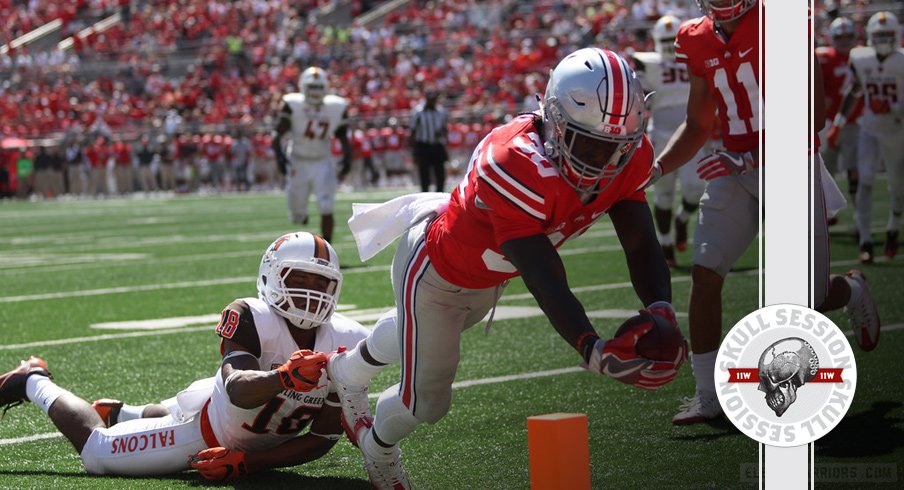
<box><xmin>190</xmin><ymin>447</ymin><xmax>248</xmax><ymax>481</ymax></box>
<box><xmin>277</xmin><ymin>349</ymin><xmax>328</xmax><ymax>391</ymax></box>
<box><xmin>825</xmin><ymin>125</ymin><xmax>841</xmax><ymax>149</ymax></box>
<box><xmin>869</xmin><ymin>98</ymin><xmax>891</xmax><ymax>114</ymax></box>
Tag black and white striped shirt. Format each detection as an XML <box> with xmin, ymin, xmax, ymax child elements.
<box><xmin>409</xmin><ymin>105</ymin><xmax>448</xmax><ymax>145</ymax></box>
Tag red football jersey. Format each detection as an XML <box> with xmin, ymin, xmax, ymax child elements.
<box><xmin>815</xmin><ymin>46</ymin><xmax>863</xmax><ymax>121</ymax></box>
<box><xmin>425</xmin><ymin>114</ymin><xmax>654</xmax><ymax>289</ymax></box>
<box><xmin>676</xmin><ymin>8</ymin><xmax>762</xmax><ymax>153</ymax></box>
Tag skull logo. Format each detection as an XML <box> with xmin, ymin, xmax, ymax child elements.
<box><xmin>757</xmin><ymin>338</ymin><xmax>819</xmax><ymax>417</ymax></box>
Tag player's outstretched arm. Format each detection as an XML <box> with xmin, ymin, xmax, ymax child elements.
<box><xmin>608</xmin><ymin>200</ymin><xmax>671</xmax><ymax>306</ymax></box>
<box><xmin>220</xmin><ymin>340</ymin><xmax>327</xmax><ymax>409</ymax></box>
<box><xmin>191</xmin><ymin>396</ymin><xmax>341</xmax><ymax>480</ymax></box>
<box><xmin>501</xmin><ymin>234</ymin><xmax>597</xmax><ymax>351</ymax></box>
<box><xmin>656</xmin><ymin>72</ymin><xmax>716</xmax><ymax>175</ymax></box>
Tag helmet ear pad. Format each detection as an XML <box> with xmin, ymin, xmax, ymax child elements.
<box><xmin>257</xmin><ymin>233</ymin><xmax>342</xmax><ymax>329</ymax></box>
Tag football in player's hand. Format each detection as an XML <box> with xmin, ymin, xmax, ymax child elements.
<box><xmin>614</xmin><ymin>312</ymin><xmax>685</xmax><ymax>361</ymax></box>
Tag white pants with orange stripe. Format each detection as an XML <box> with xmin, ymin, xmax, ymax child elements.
<box><xmin>286</xmin><ymin>156</ymin><xmax>337</xmax><ymax>223</ymax></box>
<box><xmin>80</xmin><ymin>413</ymin><xmax>208</xmax><ymax>475</ymax></box>
<box><xmin>374</xmin><ymin>219</ymin><xmax>500</xmax><ymax>442</ymax></box>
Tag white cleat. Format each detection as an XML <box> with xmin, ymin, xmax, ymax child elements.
<box><xmin>844</xmin><ymin>270</ymin><xmax>881</xmax><ymax>351</ymax></box>
<box><xmin>672</xmin><ymin>389</ymin><xmax>723</xmax><ymax>425</ymax></box>
<box><xmin>360</xmin><ymin>426</ymin><xmax>412</xmax><ymax>490</ymax></box>
<box><xmin>327</xmin><ymin>349</ymin><xmax>373</xmax><ymax>446</ymax></box>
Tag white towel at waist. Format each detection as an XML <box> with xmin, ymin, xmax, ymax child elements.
<box><xmin>819</xmin><ymin>156</ymin><xmax>847</xmax><ymax>218</ymax></box>
<box><xmin>348</xmin><ymin>192</ymin><xmax>451</xmax><ymax>261</ymax></box>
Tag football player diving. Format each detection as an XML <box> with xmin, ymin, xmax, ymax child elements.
<box><xmin>326</xmin><ymin>47</ymin><xmax>689</xmax><ymax>489</ymax></box>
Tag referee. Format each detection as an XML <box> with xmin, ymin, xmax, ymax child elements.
<box><xmin>409</xmin><ymin>90</ymin><xmax>449</xmax><ymax>192</ymax></box>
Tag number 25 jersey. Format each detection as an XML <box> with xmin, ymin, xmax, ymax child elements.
<box><xmin>675</xmin><ymin>6</ymin><xmax>762</xmax><ymax>153</ymax></box>
<box><xmin>849</xmin><ymin>46</ymin><xmax>904</xmax><ymax>134</ymax></box>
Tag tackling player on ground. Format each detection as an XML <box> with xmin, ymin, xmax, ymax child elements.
<box><xmin>272</xmin><ymin>67</ymin><xmax>353</xmax><ymax>243</ymax></box>
<box><xmin>327</xmin><ymin>47</ymin><xmax>688</xmax><ymax>489</ymax></box>
<box><xmin>0</xmin><ymin>232</ymin><xmax>369</xmax><ymax>480</ymax></box>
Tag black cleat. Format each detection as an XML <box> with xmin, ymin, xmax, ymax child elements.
<box><xmin>884</xmin><ymin>231</ymin><xmax>899</xmax><ymax>259</ymax></box>
<box><xmin>662</xmin><ymin>244</ymin><xmax>677</xmax><ymax>268</ymax></box>
<box><xmin>675</xmin><ymin>216</ymin><xmax>689</xmax><ymax>252</ymax></box>
<box><xmin>0</xmin><ymin>357</ymin><xmax>52</xmax><ymax>417</ymax></box>
<box><xmin>859</xmin><ymin>242</ymin><xmax>874</xmax><ymax>264</ymax></box>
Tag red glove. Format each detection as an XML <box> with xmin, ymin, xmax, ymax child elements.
<box><xmin>638</xmin><ymin>301</ymin><xmax>689</xmax><ymax>388</ymax></box>
<box><xmin>586</xmin><ymin>302</ymin><xmax>687</xmax><ymax>390</ymax></box>
<box><xmin>277</xmin><ymin>349</ymin><xmax>328</xmax><ymax>391</ymax></box>
<box><xmin>696</xmin><ymin>150</ymin><xmax>757</xmax><ymax>181</ymax></box>
<box><xmin>190</xmin><ymin>447</ymin><xmax>248</xmax><ymax>481</ymax></box>
<box><xmin>644</xmin><ymin>301</ymin><xmax>678</xmax><ymax>329</ymax></box>
<box><xmin>825</xmin><ymin>125</ymin><xmax>841</xmax><ymax>149</ymax></box>
<box><xmin>869</xmin><ymin>98</ymin><xmax>891</xmax><ymax>114</ymax></box>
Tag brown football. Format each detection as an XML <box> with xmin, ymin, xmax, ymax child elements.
<box><xmin>614</xmin><ymin>312</ymin><xmax>685</xmax><ymax>361</ymax></box>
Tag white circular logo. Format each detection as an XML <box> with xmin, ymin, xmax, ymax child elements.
<box><xmin>715</xmin><ymin>304</ymin><xmax>857</xmax><ymax>447</ymax></box>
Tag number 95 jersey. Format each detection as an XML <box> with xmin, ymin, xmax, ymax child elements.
<box><xmin>632</xmin><ymin>51</ymin><xmax>691</xmax><ymax>140</ymax></box>
<box><xmin>675</xmin><ymin>6</ymin><xmax>762</xmax><ymax>153</ymax></box>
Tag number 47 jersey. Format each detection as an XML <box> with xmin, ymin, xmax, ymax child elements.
<box><xmin>283</xmin><ymin>93</ymin><xmax>348</xmax><ymax>161</ymax></box>
<box><xmin>675</xmin><ymin>6</ymin><xmax>762</xmax><ymax>153</ymax></box>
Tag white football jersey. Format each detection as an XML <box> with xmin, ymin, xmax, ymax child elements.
<box><xmin>849</xmin><ymin>46</ymin><xmax>904</xmax><ymax>133</ymax></box>
<box><xmin>633</xmin><ymin>51</ymin><xmax>690</xmax><ymax>141</ymax></box>
<box><xmin>283</xmin><ymin>93</ymin><xmax>348</xmax><ymax>160</ymax></box>
<box><xmin>206</xmin><ymin>297</ymin><xmax>369</xmax><ymax>452</ymax></box>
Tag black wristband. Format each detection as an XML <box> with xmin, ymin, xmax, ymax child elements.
<box><xmin>577</xmin><ymin>333</ymin><xmax>601</xmax><ymax>364</ymax></box>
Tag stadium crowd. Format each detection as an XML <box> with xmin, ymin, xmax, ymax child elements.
<box><xmin>0</xmin><ymin>0</ymin><xmax>898</xmax><ymax>198</ymax></box>
<box><xmin>0</xmin><ymin>0</ymin><xmax>699</xmax><ymax>197</ymax></box>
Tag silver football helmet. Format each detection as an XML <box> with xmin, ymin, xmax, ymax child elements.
<box><xmin>694</xmin><ymin>0</ymin><xmax>756</xmax><ymax>23</ymax></box>
<box><xmin>257</xmin><ymin>232</ymin><xmax>342</xmax><ymax>329</ymax></box>
<box><xmin>829</xmin><ymin>17</ymin><xmax>857</xmax><ymax>53</ymax></box>
<box><xmin>542</xmin><ymin>47</ymin><xmax>646</xmax><ymax>192</ymax></box>
<box><xmin>299</xmin><ymin>66</ymin><xmax>329</xmax><ymax>105</ymax></box>
<box><xmin>653</xmin><ymin>15</ymin><xmax>682</xmax><ymax>62</ymax></box>
<box><xmin>867</xmin><ymin>11</ymin><xmax>901</xmax><ymax>57</ymax></box>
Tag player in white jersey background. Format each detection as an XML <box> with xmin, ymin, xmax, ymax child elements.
<box><xmin>832</xmin><ymin>11</ymin><xmax>904</xmax><ymax>263</ymax></box>
<box><xmin>633</xmin><ymin>15</ymin><xmax>708</xmax><ymax>267</ymax></box>
<box><xmin>819</xmin><ymin>16</ymin><xmax>862</xmax><ymax>221</ymax></box>
<box><xmin>272</xmin><ymin>67</ymin><xmax>353</xmax><ymax>243</ymax></box>
<box><xmin>0</xmin><ymin>232</ymin><xmax>370</xmax><ymax>481</ymax></box>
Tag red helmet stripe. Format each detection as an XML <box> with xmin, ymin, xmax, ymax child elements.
<box><xmin>600</xmin><ymin>49</ymin><xmax>628</xmax><ymax>125</ymax></box>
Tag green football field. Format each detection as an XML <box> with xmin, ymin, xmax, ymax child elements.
<box><xmin>0</xmin><ymin>186</ymin><xmax>901</xmax><ymax>489</ymax></box>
